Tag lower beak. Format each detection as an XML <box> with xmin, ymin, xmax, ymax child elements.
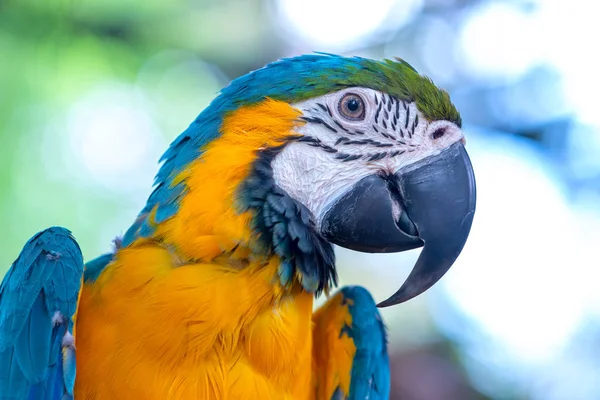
<box><xmin>321</xmin><ymin>142</ymin><xmax>476</xmax><ymax>307</ymax></box>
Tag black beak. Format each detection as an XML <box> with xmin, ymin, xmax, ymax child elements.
<box><xmin>321</xmin><ymin>142</ymin><xmax>476</xmax><ymax>307</ymax></box>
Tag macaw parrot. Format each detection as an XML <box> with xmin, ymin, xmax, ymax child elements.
<box><xmin>0</xmin><ymin>54</ymin><xmax>476</xmax><ymax>399</ymax></box>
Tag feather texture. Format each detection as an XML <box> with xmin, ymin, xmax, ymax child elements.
<box><xmin>0</xmin><ymin>227</ymin><xmax>83</xmax><ymax>400</ymax></box>
<box><xmin>74</xmin><ymin>100</ymin><xmax>316</xmax><ymax>399</ymax></box>
<box><xmin>313</xmin><ymin>286</ymin><xmax>390</xmax><ymax>400</ymax></box>
<box><xmin>75</xmin><ymin>245</ymin><xmax>315</xmax><ymax>399</ymax></box>
<box><xmin>237</xmin><ymin>145</ymin><xmax>336</xmax><ymax>294</ymax></box>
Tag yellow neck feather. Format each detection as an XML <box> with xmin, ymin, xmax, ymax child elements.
<box><xmin>151</xmin><ymin>98</ymin><xmax>303</xmax><ymax>263</ymax></box>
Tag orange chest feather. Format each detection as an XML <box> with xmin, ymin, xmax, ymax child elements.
<box><xmin>74</xmin><ymin>245</ymin><xmax>315</xmax><ymax>399</ymax></box>
<box><xmin>74</xmin><ymin>100</ymin><xmax>316</xmax><ymax>398</ymax></box>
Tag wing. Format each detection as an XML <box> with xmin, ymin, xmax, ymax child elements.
<box><xmin>312</xmin><ymin>286</ymin><xmax>390</xmax><ymax>400</ymax></box>
<box><xmin>0</xmin><ymin>227</ymin><xmax>84</xmax><ymax>400</ymax></box>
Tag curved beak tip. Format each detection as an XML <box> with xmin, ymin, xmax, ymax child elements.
<box><xmin>377</xmin><ymin>142</ymin><xmax>476</xmax><ymax>307</ymax></box>
<box><xmin>376</xmin><ymin>266</ymin><xmax>446</xmax><ymax>308</ymax></box>
<box><xmin>321</xmin><ymin>142</ymin><xmax>476</xmax><ymax>307</ymax></box>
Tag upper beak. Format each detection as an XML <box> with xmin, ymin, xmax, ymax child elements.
<box><xmin>321</xmin><ymin>141</ymin><xmax>476</xmax><ymax>307</ymax></box>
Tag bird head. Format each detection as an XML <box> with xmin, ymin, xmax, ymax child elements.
<box><xmin>122</xmin><ymin>54</ymin><xmax>476</xmax><ymax>307</ymax></box>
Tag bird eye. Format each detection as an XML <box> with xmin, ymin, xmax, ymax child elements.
<box><xmin>338</xmin><ymin>93</ymin><xmax>365</xmax><ymax>121</ymax></box>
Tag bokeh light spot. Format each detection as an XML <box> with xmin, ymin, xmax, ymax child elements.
<box><xmin>274</xmin><ymin>0</ymin><xmax>422</xmax><ymax>49</ymax></box>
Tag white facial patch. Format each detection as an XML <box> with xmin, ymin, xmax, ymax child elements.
<box><xmin>271</xmin><ymin>87</ymin><xmax>464</xmax><ymax>225</ymax></box>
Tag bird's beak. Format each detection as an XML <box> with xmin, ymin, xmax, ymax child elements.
<box><xmin>321</xmin><ymin>141</ymin><xmax>476</xmax><ymax>307</ymax></box>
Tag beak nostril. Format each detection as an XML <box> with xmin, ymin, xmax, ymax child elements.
<box><xmin>432</xmin><ymin>127</ymin><xmax>446</xmax><ymax>140</ymax></box>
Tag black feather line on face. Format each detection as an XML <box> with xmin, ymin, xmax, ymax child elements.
<box><xmin>326</xmin><ymin>104</ymin><xmax>333</xmax><ymax>117</ymax></box>
<box><xmin>368</xmin><ymin>152</ymin><xmax>388</xmax><ymax>161</ymax></box>
<box><xmin>367</xmin><ymin>94</ymin><xmax>423</xmax><ymax>146</ymax></box>
<box><xmin>299</xmin><ymin>93</ymin><xmax>419</xmax><ymax>164</ymax></box>
<box><xmin>335</xmin><ymin>152</ymin><xmax>362</xmax><ymax>162</ymax></box>
<box><xmin>300</xmin><ymin>116</ymin><xmax>338</xmax><ymax>133</ymax></box>
<box><xmin>237</xmin><ymin>146</ymin><xmax>337</xmax><ymax>295</ymax></box>
<box><xmin>299</xmin><ymin>136</ymin><xmax>338</xmax><ymax>153</ymax></box>
<box><xmin>375</xmin><ymin>101</ymin><xmax>383</xmax><ymax>123</ymax></box>
<box><xmin>335</xmin><ymin>137</ymin><xmax>350</xmax><ymax>146</ymax></box>
<box><xmin>406</xmin><ymin>105</ymin><xmax>413</xmax><ymax>138</ymax></box>
<box><xmin>335</xmin><ymin>152</ymin><xmax>351</xmax><ymax>160</ymax></box>
<box><xmin>333</xmin><ymin>119</ymin><xmax>350</xmax><ymax>133</ymax></box>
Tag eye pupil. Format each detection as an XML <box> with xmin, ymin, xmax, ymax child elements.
<box><xmin>432</xmin><ymin>127</ymin><xmax>446</xmax><ymax>140</ymax></box>
<box><xmin>347</xmin><ymin>99</ymin><xmax>360</xmax><ymax>112</ymax></box>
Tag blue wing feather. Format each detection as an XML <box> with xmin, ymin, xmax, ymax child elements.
<box><xmin>0</xmin><ymin>227</ymin><xmax>84</xmax><ymax>400</ymax></box>
<box><xmin>340</xmin><ymin>286</ymin><xmax>390</xmax><ymax>400</ymax></box>
<box><xmin>14</xmin><ymin>294</ymin><xmax>54</xmax><ymax>381</ymax></box>
<box><xmin>61</xmin><ymin>344</ymin><xmax>76</xmax><ymax>396</ymax></box>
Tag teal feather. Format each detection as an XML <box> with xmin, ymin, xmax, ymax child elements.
<box><xmin>338</xmin><ymin>286</ymin><xmax>390</xmax><ymax>399</ymax></box>
<box><xmin>13</xmin><ymin>295</ymin><xmax>53</xmax><ymax>382</ymax></box>
<box><xmin>62</xmin><ymin>345</ymin><xmax>76</xmax><ymax>396</ymax></box>
<box><xmin>0</xmin><ymin>227</ymin><xmax>83</xmax><ymax>400</ymax></box>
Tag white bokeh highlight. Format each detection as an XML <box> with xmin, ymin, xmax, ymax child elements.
<box><xmin>64</xmin><ymin>84</ymin><xmax>165</xmax><ymax>194</ymax></box>
<box><xmin>458</xmin><ymin>2</ymin><xmax>543</xmax><ymax>80</ymax></box>
<box><xmin>275</xmin><ymin>0</ymin><xmax>423</xmax><ymax>49</ymax></box>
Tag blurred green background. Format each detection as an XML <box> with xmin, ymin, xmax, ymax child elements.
<box><xmin>2</xmin><ymin>0</ymin><xmax>600</xmax><ymax>399</ymax></box>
